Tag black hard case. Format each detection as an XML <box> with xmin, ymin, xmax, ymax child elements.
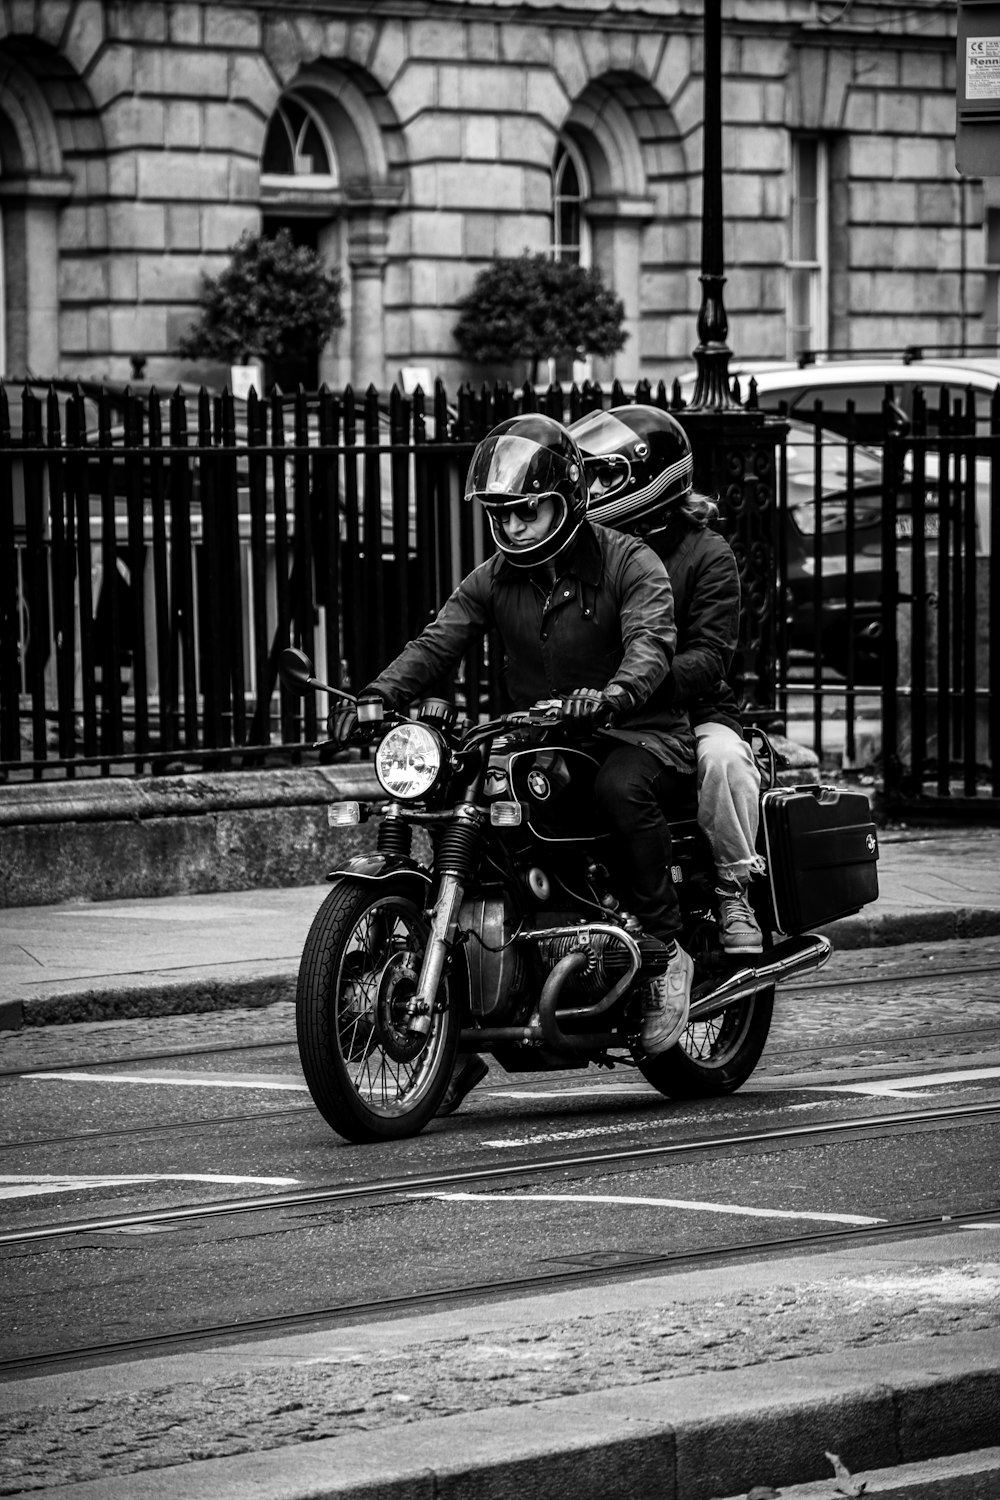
<box><xmin>761</xmin><ymin>784</ymin><xmax>879</xmax><ymax>933</ymax></box>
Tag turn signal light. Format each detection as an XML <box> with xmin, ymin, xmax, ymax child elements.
<box><xmin>328</xmin><ymin>801</ymin><xmax>364</xmax><ymax>826</ymax></box>
<box><xmin>490</xmin><ymin>800</ymin><xmax>522</xmax><ymax>827</ymax></box>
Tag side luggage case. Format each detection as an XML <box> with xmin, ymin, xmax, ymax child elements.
<box><xmin>761</xmin><ymin>784</ymin><xmax>879</xmax><ymax>934</ymax></box>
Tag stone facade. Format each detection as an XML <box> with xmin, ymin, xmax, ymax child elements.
<box><xmin>0</xmin><ymin>0</ymin><xmax>989</xmax><ymax>394</ymax></box>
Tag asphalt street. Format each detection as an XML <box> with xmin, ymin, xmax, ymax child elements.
<box><xmin>2</xmin><ymin>828</ymin><xmax>1000</xmax><ymax>1500</ymax></box>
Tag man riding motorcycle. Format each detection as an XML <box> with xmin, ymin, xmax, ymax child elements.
<box><xmin>569</xmin><ymin>403</ymin><xmax>765</xmax><ymax>955</ymax></box>
<box><xmin>327</xmin><ymin>413</ymin><xmax>697</xmax><ymax>1108</ymax></box>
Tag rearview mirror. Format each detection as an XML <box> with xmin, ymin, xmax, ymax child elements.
<box><xmin>278</xmin><ymin>647</ymin><xmax>316</xmax><ymax>696</ymax></box>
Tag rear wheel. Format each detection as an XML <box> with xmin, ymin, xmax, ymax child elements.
<box><xmin>296</xmin><ymin>877</ymin><xmax>460</xmax><ymax>1142</ymax></box>
<box><xmin>636</xmin><ymin>988</ymin><xmax>774</xmax><ymax>1098</ymax></box>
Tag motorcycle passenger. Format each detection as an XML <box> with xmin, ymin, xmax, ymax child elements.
<box><xmin>568</xmin><ymin>403</ymin><xmax>765</xmax><ymax>954</ymax></box>
<box><xmin>328</xmin><ymin>413</ymin><xmax>697</xmax><ymax>1110</ymax></box>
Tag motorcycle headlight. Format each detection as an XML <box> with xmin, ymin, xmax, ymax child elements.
<box><xmin>374</xmin><ymin>721</ymin><xmax>444</xmax><ymax>801</ymax></box>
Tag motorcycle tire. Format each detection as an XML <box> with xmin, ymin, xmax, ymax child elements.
<box><xmin>636</xmin><ymin>987</ymin><xmax>774</xmax><ymax>1098</ymax></box>
<box><xmin>296</xmin><ymin>876</ymin><xmax>461</xmax><ymax>1143</ymax></box>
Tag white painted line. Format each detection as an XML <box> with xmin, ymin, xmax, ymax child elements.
<box><xmin>493</xmin><ymin>1086</ymin><xmax>653</xmax><ymax>1099</ymax></box>
<box><xmin>411</xmin><ymin>1191</ymin><xmax>885</xmax><ymax>1226</ymax></box>
<box><xmin>0</xmin><ymin>1173</ymin><xmax>299</xmax><ymax>1201</ymax></box>
<box><xmin>21</xmin><ymin>1071</ymin><xmax>308</xmax><ymax>1091</ymax></box>
<box><xmin>481</xmin><ymin>1120</ymin><xmax>667</xmax><ymax>1149</ymax></box>
<box><xmin>797</xmin><ymin>1066</ymin><xmax>1000</xmax><ymax>1099</ymax></box>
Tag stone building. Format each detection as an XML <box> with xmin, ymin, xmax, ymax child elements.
<box><xmin>0</xmin><ymin>0</ymin><xmax>993</xmax><ymax>394</ymax></box>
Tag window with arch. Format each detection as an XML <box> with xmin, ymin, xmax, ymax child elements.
<box><xmin>551</xmin><ymin>140</ymin><xmax>590</xmax><ymax>266</ymax></box>
<box><xmin>261</xmin><ymin>90</ymin><xmax>338</xmax><ymax>187</ymax></box>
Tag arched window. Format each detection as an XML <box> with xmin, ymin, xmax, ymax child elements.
<box><xmin>551</xmin><ymin>141</ymin><xmax>589</xmax><ymax>266</ymax></box>
<box><xmin>261</xmin><ymin>90</ymin><xmax>338</xmax><ymax>188</ymax></box>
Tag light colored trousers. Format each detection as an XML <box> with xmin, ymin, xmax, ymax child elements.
<box><xmin>695</xmin><ymin>721</ymin><xmax>765</xmax><ymax>884</ymax></box>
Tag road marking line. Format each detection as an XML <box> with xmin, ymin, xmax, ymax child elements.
<box><xmin>21</xmin><ymin>1071</ymin><xmax>308</xmax><ymax>1090</ymax></box>
<box><xmin>411</xmin><ymin>1191</ymin><xmax>884</xmax><ymax>1226</ymax></box>
<box><xmin>492</xmin><ymin>1086</ymin><xmax>653</xmax><ymax>1099</ymax></box>
<box><xmin>0</xmin><ymin>1173</ymin><xmax>299</xmax><ymax>1201</ymax></box>
<box><xmin>797</xmin><ymin>1066</ymin><xmax>1000</xmax><ymax>1099</ymax></box>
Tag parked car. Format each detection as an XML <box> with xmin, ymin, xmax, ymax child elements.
<box><xmin>780</xmin><ymin>417</ymin><xmax>992</xmax><ymax>684</ymax></box>
<box><xmin>724</xmin><ymin>350</ymin><xmax>1000</xmax><ymax>441</ymax></box>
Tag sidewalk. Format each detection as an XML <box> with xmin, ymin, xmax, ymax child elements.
<box><xmin>3</xmin><ymin>1224</ymin><xmax>999</xmax><ymax>1497</ymax></box>
<box><xmin>4</xmin><ymin>825</ymin><xmax>1000</xmax><ymax>1031</ymax></box>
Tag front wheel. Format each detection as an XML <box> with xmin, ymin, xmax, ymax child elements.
<box><xmin>636</xmin><ymin>988</ymin><xmax>774</xmax><ymax>1098</ymax></box>
<box><xmin>296</xmin><ymin>877</ymin><xmax>461</xmax><ymax>1142</ymax></box>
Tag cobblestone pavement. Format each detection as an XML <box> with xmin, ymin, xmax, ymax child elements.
<box><xmin>1</xmin><ymin>1256</ymin><xmax>997</xmax><ymax>1493</ymax></box>
<box><xmin>3</xmin><ymin>936</ymin><xmax>999</xmax><ymax>1074</ymax></box>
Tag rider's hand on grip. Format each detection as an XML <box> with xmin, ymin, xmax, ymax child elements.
<box><xmin>327</xmin><ymin>701</ymin><xmax>360</xmax><ymax>747</ymax></box>
<box><xmin>562</xmin><ymin>687</ymin><xmax>615</xmax><ymax>725</ymax></box>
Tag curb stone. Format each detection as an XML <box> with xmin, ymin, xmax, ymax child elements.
<box><xmin>720</xmin><ymin>1448</ymin><xmax>1000</xmax><ymax>1500</ymax></box>
<box><xmin>16</xmin><ymin>1333</ymin><xmax>1000</xmax><ymax>1500</ymax></box>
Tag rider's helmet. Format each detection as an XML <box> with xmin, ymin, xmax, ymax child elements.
<box><xmin>567</xmin><ymin>404</ymin><xmax>694</xmax><ymax>535</ymax></box>
<box><xmin>464</xmin><ymin>413</ymin><xmax>589</xmax><ymax>568</ymax></box>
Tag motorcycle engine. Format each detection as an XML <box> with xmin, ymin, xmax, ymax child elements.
<box><xmin>537</xmin><ymin>929</ymin><xmax>636</xmax><ymax>999</ymax></box>
<box><xmin>458</xmin><ymin>894</ymin><xmax>526</xmax><ymax>1019</ymax></box>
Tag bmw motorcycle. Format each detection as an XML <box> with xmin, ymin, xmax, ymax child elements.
<box><xmin>279</xmin><ymin>648</ymin><xmax>879</xmax><ymax>1144</ymax></box>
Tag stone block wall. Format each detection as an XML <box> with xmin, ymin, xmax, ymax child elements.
<box><xmin>0</xmin><ymin>1</ymin><xmax>981</xmax><ymax>393</ymax></box>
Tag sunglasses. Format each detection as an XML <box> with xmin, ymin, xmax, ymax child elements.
<box><xmin>480</xmin><ymin>492</ymin><xmax>559</xmax><ymax>524</ymax></box>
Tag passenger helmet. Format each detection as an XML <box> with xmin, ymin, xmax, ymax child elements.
<box><xmin>464</xmin><ymin>413</ymin><xmax>589</xmax><ymax>568</ymax></box>
<box><xmin>567</xmin><ymin>404</ymin><xmax>694</xmax><ymax>534</ymax></box>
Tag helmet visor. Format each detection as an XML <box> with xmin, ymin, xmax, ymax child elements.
<box><xmin>466</xmin><ymin>433</ymin><xmax>570</xmax><ymax>507</ymax></box>
<box><xmin>570</xmin><ymin>409</ymin><xmax>643</xmax><ymax>458</ymax></box>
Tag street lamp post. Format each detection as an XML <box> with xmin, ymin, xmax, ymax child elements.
<box><xmin>676</xmin><ymin>0</ymin><xmax>785</xmax><ymax>714</ymax></box>
<box><xmin>687</xmin><ymin>0</ymin><xmax>737</xmax><ymax>414</ymax></box>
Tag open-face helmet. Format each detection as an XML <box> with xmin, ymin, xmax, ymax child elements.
<box><xmin>464</xmin><ymin>413</ymin><xmax>589</xmax><ymax>568</ymax></box>
<box><xmin>567</xmin><ymin>404</ymin><xmax>694</xmax><ymax>535</ymax></box>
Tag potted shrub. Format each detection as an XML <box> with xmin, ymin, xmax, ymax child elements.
<box><xmin>177</xmin><ymin>228</ymin><xmax>344</xmax><ymax>395</ymax></box>
<box><xmin>453</xmin><ymin>250</ymin><xmax>627</xmax><ymax>384</ymax></box>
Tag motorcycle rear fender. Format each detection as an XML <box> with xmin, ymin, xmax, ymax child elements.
<box><xmin>325</xmin><ymin>854</ymin><xmax>431</xmax><ymax>887</ymax></box>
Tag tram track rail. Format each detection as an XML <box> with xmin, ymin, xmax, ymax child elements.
<box><xmin>3</xmin><ymin>955</ymin><xmax>1000</xmax><ymax>1084</ymax></box>
<box><xmin>3</xmin><ymin>1026</ymin><xmax>1000</xmax><ymax>1156</ymax></box>
<box><xmin>4</xmin><ymin>1197</ymin><xmax>999</xmax><ymax>1382</ymax></box>
<box><xmin>3</xmin><ymin>1098</ymin><xmax>997</xmax><ymax>1250</ymax></box>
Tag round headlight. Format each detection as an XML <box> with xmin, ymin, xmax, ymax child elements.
<box><xmin>374</xmin><ymin>722</ymin><xmax>444</xmax><ymax>801</ymax></box>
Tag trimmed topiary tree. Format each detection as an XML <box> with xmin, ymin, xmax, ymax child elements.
<box><xmin>177</xmin><ymin>228</ymin><xmax>343</xmax><ymax>385</ymax></box>
<box><xmin>453</xmin><ymin>251</ymin><xmax>627</xmax><ymax>383</ymax></box>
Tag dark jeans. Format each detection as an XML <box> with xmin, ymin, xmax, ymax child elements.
<box><xmin>593</xmin><ymin>742</ymin><xmax>693</xmax><ymax>943</ymax></box>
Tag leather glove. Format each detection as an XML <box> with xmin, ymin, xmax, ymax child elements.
<box><xmin>561</xmin><ymin>684</ymin><xmax>634</xmax><ymax>724</ymax></box>
<box><xmin>327</xmin><ymin>699</ymin><xmax>360</xmax><ymax>747</ymax></box>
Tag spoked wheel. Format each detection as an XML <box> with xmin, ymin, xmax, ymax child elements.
<box><xmin>635</xmin><ymin>916</ymin><xmax>775</xmax><ymax>1098</ymax></box>
<box><xmin>296</xmin><ymin>877</ymin><xmax>460</xmax><ymax>1142</ymax></box>
<box><xmin>636</xmin><ymin>988</ymin><xmax>774</xmax><ymax>1098</ymax></box>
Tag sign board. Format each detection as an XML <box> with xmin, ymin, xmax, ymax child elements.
<box><xmin>957</xmin><ymin>1</ymin><xmax>1000</xmax><ymax>175</ymax></box>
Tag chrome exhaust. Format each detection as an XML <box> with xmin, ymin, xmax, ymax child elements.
<box><xmin>687</xmin><ymin>933</ymin><xmax>832</xmax><ymax>1024</ymax></box>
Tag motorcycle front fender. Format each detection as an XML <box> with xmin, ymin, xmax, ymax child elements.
<box><xmin>325</xmin><ymin>853</ymin><xmax>431</xmax><ymax>889</ymax></box>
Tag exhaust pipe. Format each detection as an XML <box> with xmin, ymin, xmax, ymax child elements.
<box><xmin>688</xmin><ymin>933</ymin><xmax>832</xmax><ymax>1024</ymax></box>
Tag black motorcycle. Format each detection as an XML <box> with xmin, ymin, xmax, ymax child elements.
<box><xmin>279</xmin><ymin>648</ymin><xmax>879</xmax><ymax>1144</ymax></box>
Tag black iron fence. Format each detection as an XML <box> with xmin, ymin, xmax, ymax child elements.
<box><xmin>0</xmin><ymin>375</ymin><xmax>678</xmax><ymax>778</ymax></box>
<box><xmin>773</xmin><ymin>383</ymin><xmax>1000</xmax><ymax>812</ymax></box>
<box><xmin>2</xmin><ymin>373</ymin><xmax>998</xmax><ymax>813</ymax></box>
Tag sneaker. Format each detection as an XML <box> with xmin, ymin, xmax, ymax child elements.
<box><xmin>640</xmin><ymin>943</ymin><xmax>693</xmax><ymax>1056</ymax></box>
<box><xmin>716</xmin><ymin>882</ymin><xmax>763</xmax><ymax>954</ymax></box>
<box><xmin>436</xmin><ymin>1054</ymin><xmax>489</xmax><ymax>1116</ymax></box>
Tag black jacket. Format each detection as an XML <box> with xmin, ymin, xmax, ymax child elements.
<box><xmin>369</xmin><ymin>522</ymin><xmax>695</xmax><ymax>772</ymax></box>
<box><xmin>646</xmin><ymin>511</ymin><xmax>743</xmax><ymax>734</ymax></box>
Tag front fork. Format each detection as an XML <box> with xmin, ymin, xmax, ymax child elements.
<box><xmin>405</xmin><ymin>803</ymin><xmax>485</xmax><ymax>1037</ymax></box>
